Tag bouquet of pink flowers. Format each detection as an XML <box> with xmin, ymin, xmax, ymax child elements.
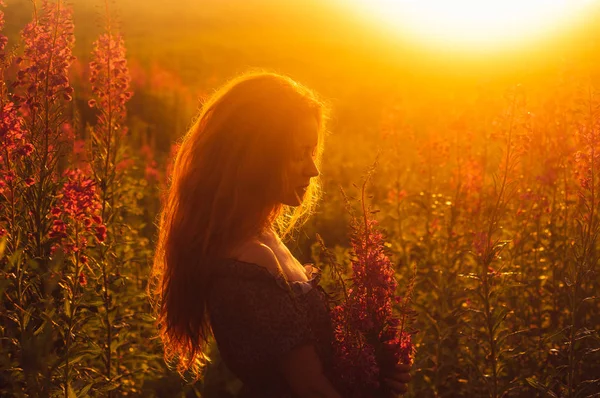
<box><xmin>319</xmin><ymin>179</ymin><xmax>416</xmax><ymax>398</ymax></box>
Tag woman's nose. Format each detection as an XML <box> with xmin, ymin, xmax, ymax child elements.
<box><xmin>305</xmin><ymin>157</ymin><xmax>320</xmax><ymax>178</ymax></box>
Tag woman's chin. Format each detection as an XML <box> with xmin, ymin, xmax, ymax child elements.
<box><xmin>281</xmin><ymin>193</ymin><xmax>304</xmax><ymax>207</ymax></box>
<box><xmin>282</xmin><ymin>199</ymin><xmax>302</xmax><ymax>207</ymax></box>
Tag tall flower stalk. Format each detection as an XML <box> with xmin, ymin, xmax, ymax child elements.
<box><xmin>463</xmin><ymin>87</ymin><xmax>528</xmax><ymax>398</ymax></box>
<box><xmin>87</xmin><ymin>2</ymin><xmax>132</xmax><ymax>393</ymax></box>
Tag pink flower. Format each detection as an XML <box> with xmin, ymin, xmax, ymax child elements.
<box><xmin>78</xmin><ymin>271</ymin><xmax>87</xmax><ymax>286</ymax></box>
<box><xmin>20</xmin><ymin>143</ymin><xmax>34</xmax><ymax>157</ymax></box>
<box><xmin>95</xmin><ymin>225</ymin><xmax>107</xmax><ymax>243</ymax></box>
<box><xmin>89</xmin><ymin>32</ymin><xmax>132</xmax><ymax>135</ymax></box>
<box><xmin>49</xmin><ymin>219</ymin><xmax>67</xmax><ymax>238</ymax></box>
<box><xmin>3</xmin><ymin>171</ymin><xmax>14</xmax><ymax>184</ymax></box>
<box><xmin>48</xmin><ymin>168</ymin><xmax>104</xmax><ymax>254</ymax></box>
<box><xmin>15</xmin><ymin>0</ymin><xmax>76</xmax><ymax>110</ymax></box>
<box><xmin>60</xmin><ymin>169</ymin><xmax>101</xmax><ymax>219</ymax></box>
<box><xmin>0</xmin><ymin>103</ymin><xmax>31</xmax><ymax>173</ymax></box>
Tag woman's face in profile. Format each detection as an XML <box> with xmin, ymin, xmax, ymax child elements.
<box><xmin>278</xmin><ymin>116</ymin><xmax>320</xmax><ymax>207</ymax></box>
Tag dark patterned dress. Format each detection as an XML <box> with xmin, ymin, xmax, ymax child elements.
<box><xmin>207</xmin><ymin>258</ymin><xmax>336</xmax><ymax>398</ymax></box>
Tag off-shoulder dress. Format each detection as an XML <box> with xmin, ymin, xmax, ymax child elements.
<box><xmin>207</xmin><ymin>258</ymin><xmax>336</xmax><ymax>398</ymax></box>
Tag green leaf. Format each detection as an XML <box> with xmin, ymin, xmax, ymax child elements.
<box><xmin>65</xmin><ymin>298</ymin><xmax>72</xmax><ymax>318</ymax></box>
<box><xmin>67</xmin><ymin>383</ymin><xmax>77</xmax><ymax>398</ymax></box>
<box><xmin>525</xmin><ymin>377</ymin><xmax>558</xmax><ymax>398</ymax></box>
<box><xmin>0</xmin><ymin>277</ymin><xmax>10</xmax><ymax>300</ymax></box>
<box><xmin>0</xmin><ymin>236</ymin><xmax>7</xmax><ymax>260</ymax></box>
<box><xmin>78</xmin><ymin>383</ymin><xmax>93</xmax><ymax>398</ymax></box>
<box><xmin>22</xmin><ymin>309</ymin><xmax>32</xmax><ymax>330</ymax></box>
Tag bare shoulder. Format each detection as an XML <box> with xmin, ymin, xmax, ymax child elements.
<box><xmin>234</xmin><ymin>240</ymin><xmax>283</xmax><ymax>278</ymax></box>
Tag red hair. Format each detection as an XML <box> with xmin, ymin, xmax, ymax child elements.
<box><xmin>150</xmin><ymin>72</ymin><xmax>327</xmax><ymax>376</ymax></box>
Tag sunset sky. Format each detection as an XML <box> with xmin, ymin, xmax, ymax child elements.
<box><xmin>4</xmin><ymin>0</ymin><xmax>600</xmax><ymax>92</ymax></box>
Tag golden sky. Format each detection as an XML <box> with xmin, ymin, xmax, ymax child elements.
<box><xmin>4</xmin><ymin>0</ymin><xmax>600</xmax><ymax>90</ymax></box>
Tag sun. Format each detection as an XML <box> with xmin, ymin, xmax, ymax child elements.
<box><xmin>341</xmin><ymin>0</ymin><xmax>595</xmax><ymax>51</ymax></box>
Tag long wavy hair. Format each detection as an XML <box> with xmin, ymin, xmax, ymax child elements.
<box><xmin>150</xmin><ymin>71</ymin><xmax>327</xmax><ymax>376</ymax></box>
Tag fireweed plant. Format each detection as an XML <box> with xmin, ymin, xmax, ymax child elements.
<box><xmin>81</xmin><ymin>6</ymin><xmax>166</xmax><ymax>396</ymax></box>
<box><xmin>317</xmin><ymin>167</ymin><xmax>417</xmax><ymax>398</ymax></box>
<box><xmin>1</xmin><ymin>0</ymin><xmax>78</xmax><ymax>395</ymax></box>
<box><xmin>0</xmin><ymin>1</ymin><xmax>165</xmax><ymax>396</ymax></box>
<box><xmin>87</xmin><ymin>19</ymin><xmax>132</xmax><ymax>395</ymax></box>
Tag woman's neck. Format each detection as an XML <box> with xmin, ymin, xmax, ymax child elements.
<box><xmin>258</xmin><ymin>226</ymin><xmax>279</xmax><ymax>242</ymax></box>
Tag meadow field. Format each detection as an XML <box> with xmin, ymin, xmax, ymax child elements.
<box><xmin>1</xmin><ymin>0</ymin><xmax>600</xmax><ymax>397</ymax></box>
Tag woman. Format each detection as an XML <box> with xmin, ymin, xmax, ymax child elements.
<box><xmin>151</xmin><ymin>72</ymin><xmax>411</xmax><ymax>397</ymax></box>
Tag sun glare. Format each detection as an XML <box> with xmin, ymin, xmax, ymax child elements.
<box><xmin>341</xmin><ymin>0</ymin><xmax>596</xmax><ymax>51</ymax></box>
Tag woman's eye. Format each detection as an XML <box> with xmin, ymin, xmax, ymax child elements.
<box><xmin>293</xmin><ymin>148</ymin><xmax>317</xmax><ymax>162</ymax></box>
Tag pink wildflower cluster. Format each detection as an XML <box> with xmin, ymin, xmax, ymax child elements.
<box><xmin>49</xmin><ymin>168</ymin><xmax>105</xmax><ymax>257</ymax></box>
<box><xmin>0</xmin><ymin>102</ymin><xmax>33</xmax><ymax>160</ymax></box>
<box><xmin>330</xmin><ymin>215</ymin><xmax>414</xmax><ymax>397</ymax></box>
<box><xmin>0</xmin><ymin>102</ymin><xmax>34</xmax><ymax>197</ymax></box>
<box><xmin>14</xmin><ymin>0</ymin><xmax>75</xmax><ymax>108</ymax></box>
<box><xmin>88</xmin><ymin>33</ymin><xmax>132</xmax><ymax>129</ymax></box>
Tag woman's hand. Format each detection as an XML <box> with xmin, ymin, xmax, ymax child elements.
<box><xmin>381</xmin><ymin>363</ymin><xmax>412</xmax><ymax>397</ymax></box>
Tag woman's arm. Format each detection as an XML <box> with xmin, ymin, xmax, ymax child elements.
<box><xmin>279</xmin><ymin>343</ymin><xmax>342</xmax><ymax>398</ymax></box>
